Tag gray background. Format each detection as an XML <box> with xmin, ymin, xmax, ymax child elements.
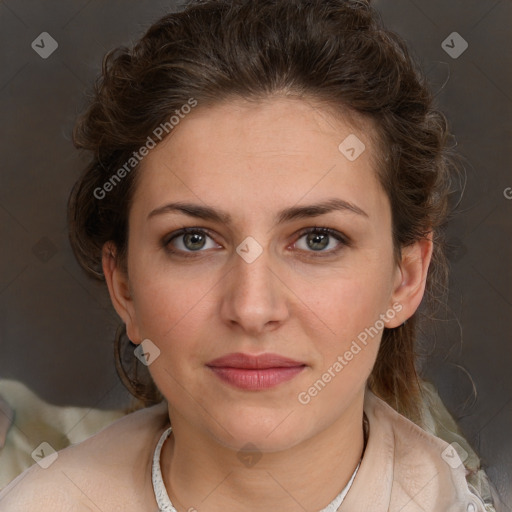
<box><xmin>0</xmin><ymin>0</ymin><xmax>510</xmax><ymax>508</ymax></box>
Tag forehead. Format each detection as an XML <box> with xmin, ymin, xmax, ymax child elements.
<box><xmin>130</xmin><ymin>96</ymin><xmax>389</xmax><ymax>226</ymax></box>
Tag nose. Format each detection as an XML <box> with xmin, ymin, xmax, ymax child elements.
<box><xmin>219</xmin><ymin>242</ymin><xmax>290</xmax><ymax>335</ymax></box>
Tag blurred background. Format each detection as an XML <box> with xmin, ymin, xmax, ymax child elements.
<box><xmin>0</xmin><ymin>0</ymin><xmax>510</xmax><ymax>507</ymax></box>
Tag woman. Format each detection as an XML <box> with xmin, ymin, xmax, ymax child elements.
<box><xmin>0</xmin><ymin>0</ymin><xmax>500</xmax><ymax>510</ymax></box>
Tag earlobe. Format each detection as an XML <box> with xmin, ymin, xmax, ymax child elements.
<box><xmin>102</xmin><ymin>242</ymin><xmax>141</xmax><ymax>344</ymax></box>
<box><xmin>387</xmin><ymin>234</ymin><xmax>434</xmax><ymax>328</ymax></box>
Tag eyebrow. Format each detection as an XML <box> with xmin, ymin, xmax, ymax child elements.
<box><xmin>147</xmin><ymin>197</ymin><xmax>369</xmax><ymax>225</ymax></box>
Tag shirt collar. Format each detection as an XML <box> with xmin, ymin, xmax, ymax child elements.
<box><xmin>339</xmin><ymin>388</ymin><xmax>486</xmax><ymax>511</ymax></box>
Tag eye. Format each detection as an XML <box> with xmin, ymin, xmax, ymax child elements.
<box><xmin>163</xmin><ymin>227</ymin><xmax>220</xmax><ymax>255</ymax></box>
<box><xmin>162</xmin><ymin>226</ymin><xmax>350</xmax><ymax>258</ymax></box>
<box><xmin>293</xmin><ymin>227</ymin><xmax>349</xmax><ymax>255</ymax></box>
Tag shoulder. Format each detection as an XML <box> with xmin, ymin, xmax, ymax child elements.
<box><xmin>363</xmin><ymin>389</ymin><xmax>488</xmax><ymax>511</ymax></box>
<box><xmin>0</xmin><ymin>401</ymin><xmax>169</xmax><ymax>512</ymax></box>
<box><xmin>0</xmin><ymin>379</ymin><xmax>127</xmax><ymax>489</ymax></box>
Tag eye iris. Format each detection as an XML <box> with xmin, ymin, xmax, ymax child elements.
<box><xmin>307</xmin><ymin>232</ymin><xmax>329</xmax><ymax>251</ymax></box>
<box><xmin>184</xmin><ymin>232</ymin><xmax>206</xmax><ymax>251</ymax></box>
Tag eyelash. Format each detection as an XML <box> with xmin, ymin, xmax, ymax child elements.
<box><xmin>162</xmin><ymin>226</ymin><xmax>351</xmax><ymax>258</ymax></box>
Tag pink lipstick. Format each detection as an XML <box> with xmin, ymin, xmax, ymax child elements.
<box><xmin>206</xmin><ymin>352</ymin><xmax>306</xmax><ymax>390</ymax></box>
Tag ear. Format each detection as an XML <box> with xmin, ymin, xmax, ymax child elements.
<box><xmin>386</xmin><ymin>233</ymin><xmax>434</xmax><ymax>328</ymax></box>
<box><xmin>102</xmin><ymin>242</ymin><xmax>142</xmax><ymax>344</ymax></box>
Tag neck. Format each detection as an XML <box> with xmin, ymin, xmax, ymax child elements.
<box><xmin>160</xmin><ymin>390</ymin><xmax>366</xmax><ymax>512</ymax></box>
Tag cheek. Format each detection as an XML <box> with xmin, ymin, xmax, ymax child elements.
<box><xmin>298</xmin><ymin>266</ymin><xmax>391</xmax><ymax>335</ymax></box>
<box><xmin>294</xmin><ymin>275</ymin><xmax>388</xmax><ymax>409</ymax></box>
<box><xmin>129</xmin><ymin>260</ymin><xmax>221</xmax><ymax>368</ymax></box>
<box><xmin>130</xmin><ymin>251</ymin><xmax>393</xmax><ymax>345</ymax></box>
<box><xmin>134</xmin><ymin>281</ymin><xmax>210</xmax><ymax>341</ymax></box>
<box><xmin>129</xmin><ymin>244</ymin><xmax>208</xmax><ymax>322</ymax></box>
<box><xmin>295</xmin><ymin>262</ymin><xmax>394</xmax><ymax>385</ymax></box>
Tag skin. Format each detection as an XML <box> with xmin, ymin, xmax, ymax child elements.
<box><xmin>0</xmin><ymin>96</ymin><xmax>432</xmax><ymax>512</ymax></box>
<box><xmin>102</xmin><ymin>96</ymin><xmax>433</xmax><ymax>512</ymax></box>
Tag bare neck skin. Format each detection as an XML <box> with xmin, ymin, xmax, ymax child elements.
<box><xmin>159</xmin><ymin>387</ymin><xmax>365</xmax><ymax>512</ymax></box>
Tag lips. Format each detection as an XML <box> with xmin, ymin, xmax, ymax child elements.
<box><xmin>206</xmin><ymin>353</ymin><xmax>307</xmax><ymax>390</ymax></box>
<box><xmin>206</xmin><ymin>352</ymin><xmax>306</xmax><ymax>369</ymax></box>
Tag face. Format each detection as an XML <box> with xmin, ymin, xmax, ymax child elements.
<box><xmin>104</xmin><ymin>96</ymin><xmax>430</xmax><ymax>452</ymax></box>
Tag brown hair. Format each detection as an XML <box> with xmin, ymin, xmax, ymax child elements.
<box><xmin>67</xmin><ymin>0</ymin><xmax>462</xmax><ymax>422</ymax></box>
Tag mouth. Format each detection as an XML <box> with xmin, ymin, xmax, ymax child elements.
<box><xmin>206</xmin><ymin>352</ymin><xmax>307</xmax><ymax>391</ymax></box>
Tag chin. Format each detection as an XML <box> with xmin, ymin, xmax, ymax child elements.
<box><xmin>206</xmin><ymin>409</ymin><xmax>312</xmax><ymax>453</ymax></box>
